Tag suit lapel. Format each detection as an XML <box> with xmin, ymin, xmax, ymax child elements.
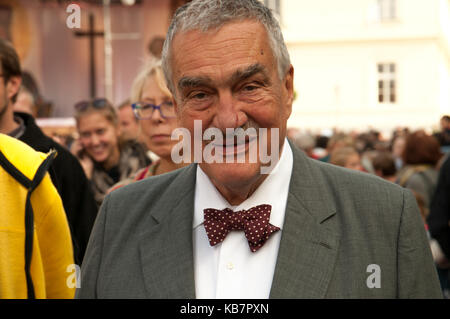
<box><xmin>270</xmin><ymin>144</ymin><xmax>340</xmax><ymax>298</ymax></box>
<box><xmin>138</xmin><ymin>165</ymin><xmax>197</xmax><ymax>298</ymax></box>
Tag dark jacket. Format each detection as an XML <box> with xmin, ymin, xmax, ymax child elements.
<box><xmin>16</xmin><ymin>112</ymin><xmax>98</xmax><ymax>265</ymax></box>
<box><xmin>428</xmin><ymin>156</ymin><xmax>450</xmax><ymax>259</ymax></box>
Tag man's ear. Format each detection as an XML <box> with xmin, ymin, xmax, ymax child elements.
<box><xmin>6</xmin><ymin>75</ymin><xmax>21</xmax><ymax>102</ymax></box>
<box><xmin>283</xmin><ymin>65</ymin><xmax>294</xmax><ymax>119</ymax></box>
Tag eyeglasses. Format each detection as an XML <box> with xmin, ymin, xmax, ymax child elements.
<box><xmin>132</xmin><ymin>101</ymin><xmax>175</xmax><ymax>120</ymax></box>
<box><xmin>74</xmin><ymin>98</ymin><xmax>109</xmax><ymax>112</ymax></box>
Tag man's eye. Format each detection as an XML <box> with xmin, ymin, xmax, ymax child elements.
<box><xmin>242</xmin><ymin>82</ymin><xmax>262</xmax><ymax>92</ymax></box>
<box><xmin>191</xmin><ymin>92</ymin><xmax>208</xmax><ymax>99</ymax></box>
<box><xmin>243</xmin><ymin>85</ymin><xmax>257</xmax><ymax>91</ymax></box>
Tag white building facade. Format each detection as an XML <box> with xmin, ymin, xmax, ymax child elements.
<box><xmin>274</xmin><ymin>0</ymin><xmax>450</xmax><ymax>134</ymax></box>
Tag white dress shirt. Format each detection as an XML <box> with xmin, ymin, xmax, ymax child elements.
<box><xmin>193</xmin><ymin>140</ymin><xmax>293</xmax><ymax>299</ymax></box>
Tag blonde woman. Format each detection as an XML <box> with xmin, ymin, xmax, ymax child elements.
<box><xmin>73</xmin><ymin>98</ymin><xmax>150</xmax><ymax>206</ymax></box>
<box><xmin>110</xmin><ymin>59</ymin><xmax>185</xmax><ymax>191</ymax></box>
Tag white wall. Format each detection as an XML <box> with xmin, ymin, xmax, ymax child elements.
<box><xmin>283</xmin><ymin>0</ymin><xmax>450</xmax><ymax>132</ymax></box>
<box><xmin>288</xmin><ymin>40</ymin><xmax>443</xmax><ymax>131</ymax></box>
<box><xmin>282</xmin><ymin>0</ymin><xmax>440</xmax><ymax>42</ymax></box>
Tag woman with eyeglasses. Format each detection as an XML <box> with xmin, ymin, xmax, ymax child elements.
<box><xmin>109</xmin><ymin>58</ymin><xmax>185</xmax><ymax>192</ymax></box>
<box><xmin>72</xmin><ymin>98</ymin><xmax>150</xmax><ymax>207</ymax></box>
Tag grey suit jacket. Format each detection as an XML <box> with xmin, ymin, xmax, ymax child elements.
<box><xmin>76</xmin><ymin>144</ymin><xmax>442</xmax><ymax>298</ymax></box>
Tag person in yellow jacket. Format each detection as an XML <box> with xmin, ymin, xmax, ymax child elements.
<box><xmin>0</xmin><ymin>133</ymin><xmax>75</xmax><ymax>299</ymax></box>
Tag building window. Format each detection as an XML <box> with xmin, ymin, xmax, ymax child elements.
<box><xmin>377</xmin><ymin>0</ymin><xmax>396</xmax><ymax>21</ymax></box>
<box><xmin>264</xmin><ymin>0</ymin><xmax>281</xmax><ymax>20</ymax></box>
<box><xmin>377</xmin><ymin>63</ymin><xmax>396</xmax><ymax>103</ymax></box>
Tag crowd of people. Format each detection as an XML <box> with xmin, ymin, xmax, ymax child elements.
<box><xmin>289</xmin><ymin>122</ymin><xmax>450</xmax><ymax>297</ymax></box>
<box><xmin>0</xmin><ymin>38</ymin><xmax>184</xmax><ymax>298</ymax></box>
<box><xmin>1</xmin><ymin>0</ymin><xmax>449</xmax><ymax>300</ymax></box>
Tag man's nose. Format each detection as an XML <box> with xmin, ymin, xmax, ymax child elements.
<box><xmin>214</xmin><ymin>91</ymin><xmax>246</xmax><ymax>131</ymax></box>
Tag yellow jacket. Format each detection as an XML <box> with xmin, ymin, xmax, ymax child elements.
<box><xmin>0</xmin><ymin>134</ymin><xmax>75</xmax><ymax>299</ymax></box>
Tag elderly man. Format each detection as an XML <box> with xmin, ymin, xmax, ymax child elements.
<box><xmin>77</xmin><ymin>0</ymin><xmax>441</xmax><ymax>298</ymax></box>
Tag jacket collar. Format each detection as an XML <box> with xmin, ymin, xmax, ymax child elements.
<box><xmin>14</xmin><ymin>112</ymin><xmax>53</xmax><ymax>150</ymax></box>
<box><xmin>270</xmin><ymin>141</ymin><xmax>340</xmax><ymax>298</ymax></box>
<box><xmin>138</xmin><ymin>164</ymin><xmax>197</xmax><ymax>298</ymax></box>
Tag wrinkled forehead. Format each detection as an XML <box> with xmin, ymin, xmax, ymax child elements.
<box><xmin>175</xmin><ymin>19</ymin><xmax>263</xmax><ymax>44</ymax></box>
<box><xmin>170</xmin><ymin>20</ymin><xmax>276</xmax><ymax>80</ymax></box>
<box><xmin>172</xmin><ymin>19</ymin><xmax>271</xmax><ymax>51</ymax></box>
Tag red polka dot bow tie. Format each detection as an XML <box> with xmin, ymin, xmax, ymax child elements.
<box><xmin>203</xmin><ymin>204</ymin><xmax>280</xmax><ymax>252</ymax></box>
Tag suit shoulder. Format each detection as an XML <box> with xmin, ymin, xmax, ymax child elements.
<box><xmin>110</xmin><ymin>166</ymin><xmax>185</xmax><ymax>199</ymax></box>
<box><xmin>105</xmin><ymin>165</ymin><xmax>194</xmax><ymax>216</ymax></box>
<box><xmin>307</xmin><ymin>156</ymin><xmax>405</xmax><ymax>200</ymax></box>
<box><xmin>99</xmin><ymin>165</ymin><xmax>195</xmax><ymax>234</ymax></box>
<box><xmin>300</xmin><ymin>156</ymin><xmax>410</xmax><ymax>243</ymax></box>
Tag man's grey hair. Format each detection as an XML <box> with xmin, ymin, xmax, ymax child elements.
<box><xmin>161</xmin><ymin>0</ymin><xmax>291</xmax><ymax>94</ymax></box>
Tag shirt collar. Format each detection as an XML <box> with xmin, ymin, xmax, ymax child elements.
<box><xmin>193</xmin><ymin>139</ymin><xmax>293</xmax><ymax>230</ymax></box>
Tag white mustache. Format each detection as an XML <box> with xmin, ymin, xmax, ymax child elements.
<box><xmin>209</xmin><ymin>122</ymin><xmax>259</xmax><ymax>146</ymax></box>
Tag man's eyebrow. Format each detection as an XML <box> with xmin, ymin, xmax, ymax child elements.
<box><xmin>177</xmin><ymin>76</ymin><xmax>212</xmax><ymax>91</ymax></box>
<box><xmin>177</xmin><ymin>63</ymin><xmax>270</xmax><ymax>92</ymax></box>
<box><xmin>229</xmin><ymin>63</ymin><xmax>270</xmax><ymax>85</ymax></box>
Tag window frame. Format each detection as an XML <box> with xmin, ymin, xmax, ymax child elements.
<box><xmin>377</xmin><ymin>0</ymin><xmax>397</xmax><ymax>21</ymax></box>
<box><xmin>377</xmin><ymin>62</ymin><xmax>397</xmax><ymax>104</ymax></box>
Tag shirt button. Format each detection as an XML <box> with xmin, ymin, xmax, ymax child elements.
<box><xmin>226</xmin><ymin>262</ymin><xmax>234</xmax><ymax>270</ymax></box>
